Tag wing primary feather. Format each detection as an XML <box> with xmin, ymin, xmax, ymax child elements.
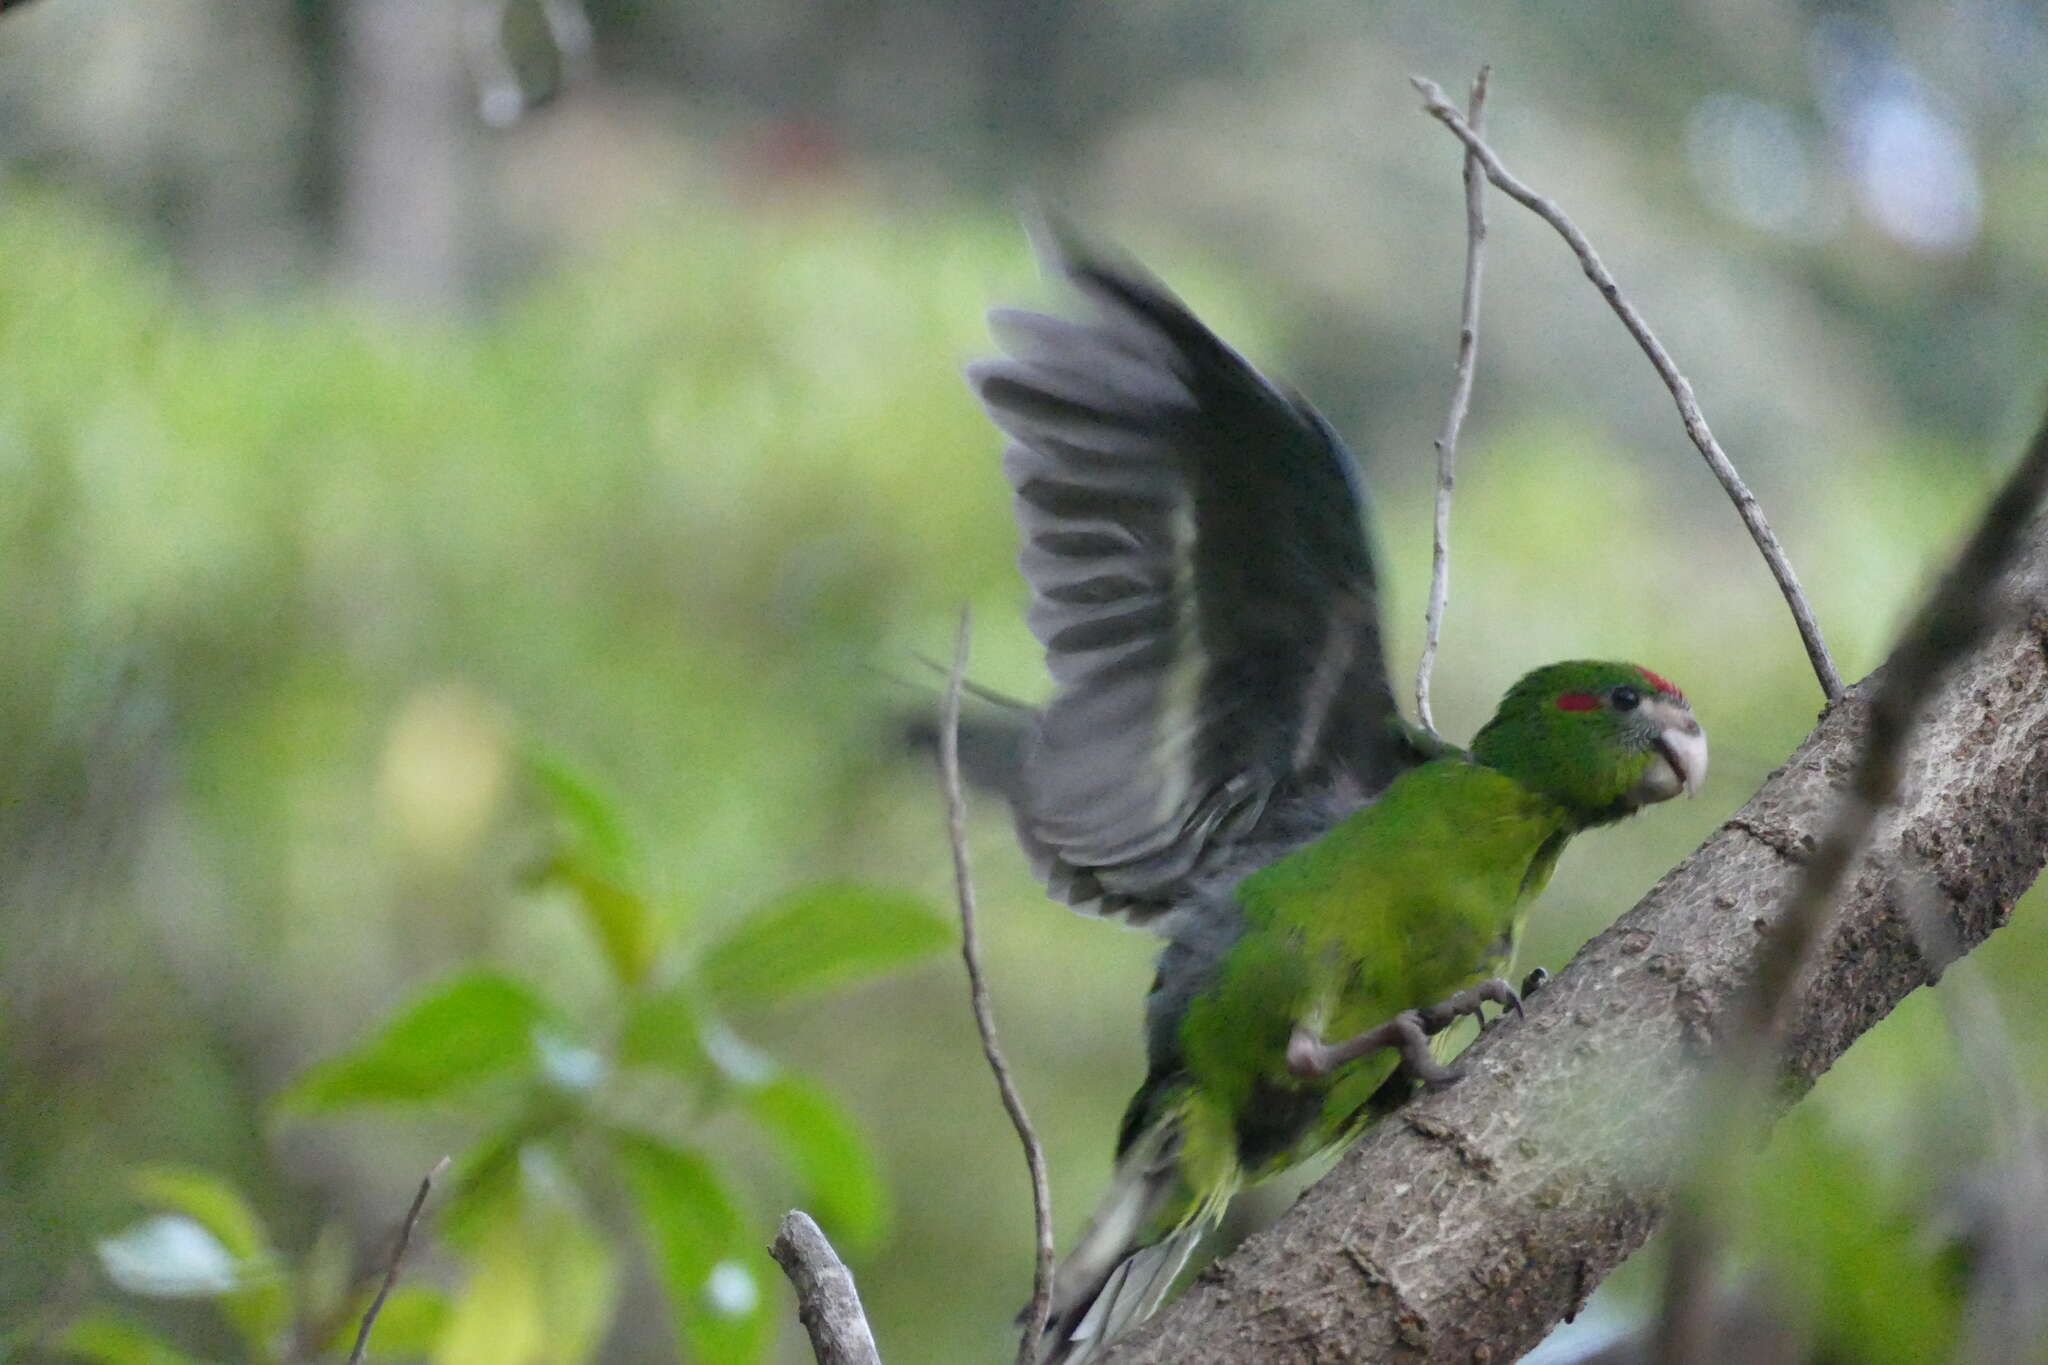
<box><xmin>969</xmin><ymin>228</ymin><xmax>1413</xmax><ymax>923</ymax></box>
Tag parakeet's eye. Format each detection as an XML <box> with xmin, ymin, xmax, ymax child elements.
<box><xmin>1610</xmin><ymin>685</ymin><xmax>1641</xmax><ymax>712</ymax></box>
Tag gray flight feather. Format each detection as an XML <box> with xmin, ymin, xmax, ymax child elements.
<box><xmin>1030</xmin><ymin>1117</ymin><xmax>1207</xmax><ymax>1365</ymax></box>
<box><xmin>967</xmin><ymin>229</ymin><xmax>1413</xmax><ymax>927</ymax></box>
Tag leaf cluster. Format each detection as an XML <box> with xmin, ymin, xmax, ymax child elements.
<box><xmin>60</xmin><ymin>759</ymin><xmax>952</xmax><ymax>1365</ymax></box>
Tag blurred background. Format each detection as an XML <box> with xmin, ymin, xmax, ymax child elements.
<box><xmin>3</xmin><ymin>1</ymin><xmax>2047</xmax><ymax>1362</ymax></box>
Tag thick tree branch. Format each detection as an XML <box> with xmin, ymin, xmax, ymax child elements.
<box><xmin>771</xmin><ymin>1211</ymin><xmax>883</xmax><ymax>1365</ymax></box>
<box><xmin>1101</xmin><ymin>511</ymin><xmax>2048</xmax><ymax>1362</ymax></box>
<box><xmin>1411</xmin><ymin>76</ymin><xmax>1843</xmax><ymax>702</ymax></box>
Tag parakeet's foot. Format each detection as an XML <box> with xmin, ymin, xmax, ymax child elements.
<box><xmin>1289</xmin><ymin>976</ymin><xmax>1531</xmax><ymax>1087</ymax></box>
<box><xmin>1414</xmin><ymin>977</ymin><xmax>1524</xmax><ymax>1035</ymax></box>
<box><xmin>1286</xmin><ymin>1013</ymin><xmax>1459</xmax><ymax>1085</ymax></box>
<box><xmin>1521</xmin><ymin>966</ymin><xmax>1551</xmax><ymax>999</ymax></box>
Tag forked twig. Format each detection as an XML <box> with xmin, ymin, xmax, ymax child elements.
<box><xmin>1415</xmin><ymin>65</ymin><xmax>1491</xmax><ymax>736</ymax></box>
<box><xmin>939</xmin><ymin>608</ymin><xmax>1056</xmax><ymax>1363</ymax></box>
<box><xmin>1412</xmin><ymin>76</ymin><xmax>1843</xmax><ymax>701</ymax></box>
<box><xmin>346</xmin><ymin>1156</ymin><xmax>450</xmax><ymax>1365</ymax></box>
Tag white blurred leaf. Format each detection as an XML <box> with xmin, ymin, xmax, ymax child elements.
<box><xmin>97</xmin><ymin>1215</ymin><xmax>241</xmax><ymax>1298</ymax></box>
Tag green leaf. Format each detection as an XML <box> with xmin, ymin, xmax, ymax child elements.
<box><xmin>742</xmin><ymin>1075</ymin><xmax>888</xmax><ymax>1251</ymax></box>
<box><xmin>437</xmin><ymin>1131</ymin><xmax>529</xmax><ymax>1253</ymax></box>
<box><xmin>617</xmin><ymin>984</ymin><xmax>713</xmax><ymax>1082</ymax></box>
<box><xmin>688</xmin><ymin>1252</ymin><xmax>772</xmax><ymax>1364</ymax></box>
<box><xmin>126</xmin><ymin>1167</ymin><xmax>270</xmax><ymax>1266</ymax></box>
<box><xmin>298</xmin><ymin>1221</ymin><xmax>357</xmax><ymax>1336</ymax></box>
<box><xmin>126</xmin><ymin>1168</ymin><xmax>286</xmax><ymax>1356</ymax></box>
<box><xmin>524</xmin><ymin>751</ymin><xmax>635</xmax><ymax>873</ymax></box>
<box><xmin>551</xmin><ymin>863</ymin><xmax>662</xmax><ymax>989</ymax></box>
<box><xmin>434</xmin><ymin>1148</ymin><xmax>617</xmax><ymax>1365</ymax></box>
<box><xmin>97</xmin><ymin>1216</ymin><xmax>241</xmax><ymax>1298</ymax></box>
<box><xmin>276</xmin><ymin>971</ymin><xmax>555</xmax><ymax>1114</ymax></box>
<box><xmin>97</xmin><ymin>1193</ymin><xmax>288</xmax><ymax>1356</ymax></box>
<box><xmin>526</xmin><ymin>1212</ymin><xmax>617</xmax><ymax>1365</ymax></box>
<box><xmin>337</xmin><ymin>1283</ymin><xmax>449</xmax><ymax>1358</ymax></box>
<box><xmin>697</xmin><ymin>884</ymin><xmax>950</xmax><ymax>1010</ymax></box>
<box><xmin>612</xmin><ymin>1133</ymin><xmax>736</xmax><ymax>1287</ymax></box>
<box><xmin>611</xmin><ymin>1131</ymin><xmax>769</xmax><ymax>1364</ymax></box>
<box><xmin>432</xmin><ymin>1228</ymin><xmax>543</xmax><ymax>1365</ymax></box>
<box><xmin>522</xmin><ymin>752</ymin><xmax>667</xmax><ymax>986</ymax></box>
<box><xmin>58</xmin><ymin>1314</ymin><xmax>214</xmax><ymax>1365</ymax></box>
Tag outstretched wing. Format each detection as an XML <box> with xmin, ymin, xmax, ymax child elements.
<box><xmin>966</xmin><ymin>233</ymin><xmax>1411</xmax><ymax>923</ymax></box>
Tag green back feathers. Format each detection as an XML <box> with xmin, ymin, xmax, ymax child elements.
<box><xmin>1469</xmin><ymin>660</ymin><xmax>1690</xmax><ymax>828</ymax></box>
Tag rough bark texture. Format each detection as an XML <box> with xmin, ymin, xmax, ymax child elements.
<box><xmin>1099</xmin><ymin>524</ymin><xmax>2048</xmax><ymax>1365</ymax></box>
<box><xmin>772</xmin><ymin>1211</ymin><xmax>884</xmax><ymax>1365</ymax></box>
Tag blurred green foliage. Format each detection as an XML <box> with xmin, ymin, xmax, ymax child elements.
<box><xmin>0</xmin><ymin>188</ymin><xmax>1026</xmax><ymax>1361</ymax></box>
<box><xmin>55</xmin><ymin>759</ymin><xmax>949</xmax><ymax>1364</ymax></box>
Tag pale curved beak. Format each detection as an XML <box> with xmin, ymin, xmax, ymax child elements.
<box><xmin>1647</xmin><ymin>698</ymin><xmax>1707</xmax><ymax>799</ymax></box>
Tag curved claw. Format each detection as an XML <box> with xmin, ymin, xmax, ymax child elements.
<box><xmin>1420</xmin><ymin>1062</ymin><xmax>1466</xmax><ymax>1090</ymax></box>
<box><xmin>1289</xmin><ymin>1010</ymin><xmax>1461</xmax><ymax>1084</ymax></box>
<box><xmin>1522</xmin><ymin>966</ymin><xmax>1552</xmax><ymax>1000</ymax></box>
<box><xmin>1416</xmin><ymin>977</ymin><xmax>1524</xmax><ymax>1034</ymax></box>
<box><xmin>1289</xmin><ymin>975</ymin><xmax>1533</xmax><ymax>1088</ymax></box>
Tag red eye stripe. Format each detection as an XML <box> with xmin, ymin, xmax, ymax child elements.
<box><xmin>1638</xmin><ymin>668</ymin><xmax>1683</xmax><ymax>699</ymax></box>
<box><xmin>1555</xmin><ymin>692</ymin><xmax>1600</xmax><ymax>711</ymax></box>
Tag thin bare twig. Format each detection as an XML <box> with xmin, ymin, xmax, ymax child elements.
<box><xmin>771</xmin><ymin>1211</ymin><xmax>884</xmax><ymax>1365</ymax></box>
<box><xmin>939</xmin><ymin>608</ymin><xmax>1055</xmax><ymax>1364</ymax></box>
<box><xmin>1411</xmin><ymin>76</ymin><xmax>1843</xmax><ymax>701</ymax></box>
<box><xmin>1656</xmin><ymin>408</ymin><xmax>2048</xmax><ymax>1362</ymax></box>
<box><xmin>1414</xmin><ymin>65</ymin><xmax>1491</xmax><ymax>736</ymax></box>
<box><xmin>347</xmin><ymin>1156</ymin><xmax>450</xmax><ymax>1365</ymax></box>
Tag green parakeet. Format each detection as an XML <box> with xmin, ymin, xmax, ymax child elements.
<box><xmin>964</xmin><ymin>234</ymin><xmax>1707</xmax><ymax>1363</ymax></box>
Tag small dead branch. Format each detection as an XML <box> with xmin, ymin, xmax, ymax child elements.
<box><xmin>939</xmin><ymin>607</ymin><xmax>1055</xmax><ymax>1364</ymax></box>
<box><xmin>1414</xmin><ymin>65</ymin><xmax>1490</xmax><ymax>738</ymax></box>
<box><xmin>346</xmin><ymin>1156</ymin><xmax>449</xmax><ymax>1365</ymax></box>
<box><xmin>771</xmin><ymin>1211</ymin><xmax>884</xmax><ymax>1365</ymax></box>
<box><xmin>1411</xmin><ymin>76</ymin><xmax>1843</xmax><ymax>701</ymax></box>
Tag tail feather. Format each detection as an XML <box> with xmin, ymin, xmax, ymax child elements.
<box><xmin>1045</xmin><ymin>1224</ymin><xmax>1205</xmax><ymax>1364</ymax></box>
<box><xmin>1031</xmin><ymin>1109</ymin><xmax>1223</xmax><ymax>1363</ymax></box>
